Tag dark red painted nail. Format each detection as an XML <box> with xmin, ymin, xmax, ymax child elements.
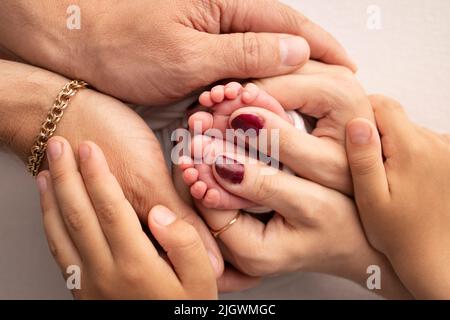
<box><xmin>214</xmin><ymin>156</ymin><xmax>244</xmax><ymax>184</ymax></box>
<box><xmin>231</xmin><ymin>114</ymin><xmax>264</xmax><ymax>135</ymax></box>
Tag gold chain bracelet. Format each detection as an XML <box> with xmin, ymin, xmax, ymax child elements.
<box><xmin>27</xmin><ymin>80</ymin><xmax>89</xmax><ymax>177</ymax></box>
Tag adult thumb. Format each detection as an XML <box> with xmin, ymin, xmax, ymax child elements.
<box><xmin>346</xmin><ymin>119</ymin><xmax>389</xmax><ymax>206</ymax></box>
<box><xmin>204</xmin><ymin>32</ymin><xmax>310</xmax><ymax>80</ymax></box>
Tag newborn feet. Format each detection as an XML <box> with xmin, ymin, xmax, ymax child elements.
<box><xmin>191</xmin><ymin>82</ymin><xmax>292</xmax><ymax>134</ymax></box>
<box><xmin>181</xmin><ymin>82</ymin><xmax>291</xmax><ymax>210</ymax></box>
<box><xmin>179</xmin><ymin>135</ymin><xmax>256</xmax><ymax>210</ymax></box>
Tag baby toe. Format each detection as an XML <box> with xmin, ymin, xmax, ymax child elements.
<box><xmin>178</xmin><ymin>156</ymin><xmax>194</xmax><ymax>170</ymax></box>
<box><xmin>188</xmin><ymin>112</ymin><xmax>214</xmax><ymax>134</ymax></box>
<box><xmin>210</xmin><ymin>85</ymin><xmax>226</xmax><ymax>103</ymax></box>
<box><xmin>182</xmin><ymin>167</ymin><xmax>199</xmax><ymax>186</ymax></box>
<box><xmin>203</xmin><ymin>189</ymin><xmax>221</xmax><ymax>208</ymax></box>
<box><xmin>199</xmin><ymin>92</ymin><xmax>214</xmax><ymax>107</ymax></box>
<box><xmin>242</xmin><ymin>83</ymin><xmax>260</xmax><ymax>104</ymax></box>
<box><xmin>224</xmin><ymin>82</ymin><xmax>242</xmax><ymax>100</ymax></box>
<box><xmin>190</xmin><ymin>181</ymin><xmax>208</xmax><ymax>200</ymax></box>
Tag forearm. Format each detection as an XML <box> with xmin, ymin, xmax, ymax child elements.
<box><xmin>0</xmin><ymin>59</ymin><xmax>68</xmax><ymax>160</ymax></box>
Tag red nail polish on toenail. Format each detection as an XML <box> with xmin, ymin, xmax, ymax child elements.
<box><xmin>231</xmin><ymin>114</ymin><xmax>264</xmax><ymax>135</ymax></box>
<box><xmin>214</xmin><ymin>156</ymin><xmax>244</xmax><ymax>184</ymax></box>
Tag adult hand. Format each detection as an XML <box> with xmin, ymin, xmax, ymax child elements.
<box><xmin>1</xmin><ymin>0</ymin><xmax>355</xmax><ymax>105</ymax></box>
<box><xmin>0</xmin><ymin>60</ymin><xmax>223</xmax><ymax>277</ymax></box>
<box><xmin>189</xmin><ymin>111</ymin><xmax>411</xmax><ymax>299</ymax></box>
<box><xmin>240</xmin><ymin>61</ymin><xmax>374</xmax><ymax>194</ymax></box>
<box><xmin>346</xmin><ymin>95</ymin><xmax>450</xmax><ymax>299</ymax></box>
<box><xmin>37</xmin><ymin>138</ymin><xmax>217</xmax><ymax>299</ymax></box>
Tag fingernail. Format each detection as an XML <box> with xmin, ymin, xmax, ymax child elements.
<box><xmin>279</xmin><ymin>36</ymin><xmax>309</xmax><ymax>66</ymax></box>
<box><xmin>348</xmin><ymin>121</ymin><xmax>372</xmax><ymax>145</ymax></box>
<box><xmin>36</xmin><ymin>173</ymin><xmax>47</xmax><ymax>194</ymax></box>
<box><xmin>214</xmin><ymin>156</ymin><xmax>244</xmax><ymax>184</ymax></box>
<box><xmin>207</xmin><ymin>251</ymin><xmax>220</xmax><ymax>276</ymax></box>
<box><xmin>79</xmin><ymin>143</ymin><xmax>91</xmax><ymax>162</ymax></box>
<box><xmin>152</xmin><ymin>206</ymin><xmax>177</xmax><ymax>226</ymax></box>
<box><xmin>47</xmin><ymin>140</ymin><xmax>63</xmax><ymax>161</ymax></box>
<box><xmin>231</xmin><ymin>114</ymin><xmax>264</xmax><ymax>135</ymax></box>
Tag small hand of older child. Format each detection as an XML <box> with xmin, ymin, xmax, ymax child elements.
<box><xmin>37</xmin><ymin>137</ymin><xmax>217</xmax><ymax>299</ymax></box>
<box><xmin>346</xmin><ymin>95</ymin><xmax>450</xmax><ymax>299</ymax></box>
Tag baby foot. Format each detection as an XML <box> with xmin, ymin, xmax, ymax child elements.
<box><xmin>192</xmin><ymin>82</ymin><xmax>292</xmax><ymax>135</ymax></box>
<box><xmin>179</xmin><ymin>134</ymin><xmax>257</xmax><ymax>210</ymax></box>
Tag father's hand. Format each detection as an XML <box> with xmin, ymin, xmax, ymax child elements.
<box><xmin>1</xmin><ymin>0</ymin><xmax>355</xmax><ymax>105</ymax></box>
<box><xmin>0</xmin><ymin>59</ymin><xmax>224</xmax><ymax>277</ymax></box>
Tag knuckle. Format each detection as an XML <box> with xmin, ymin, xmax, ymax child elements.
<box><xmin>193</xmin><ymin>0</ymin><xmax>220</xmax><ymax>19</ymax></box>
<box><xmin>280</xmin><ymin>4</ymin><xmax>309</xmax><ymax>31</ymax></box>
<box><xmin>94</xmin><ymin>201</ymin><xmax>119</xmax><ymax>225</ymax></box>
<box><xmin>385</xmin><ymin>100</ymin><xmax>404</xmax><ymax>113</ymax></box>
<box><xmin>349</xmin><ymin>152</ymin><xmax>380</xmax><ymax>176</ymax></box>
<box><xmin>370</xmin><ymin>94</ymin><xmax>403</xmax><ymax>113</ymax></box>
<box><xmin>320</xmin><ymin>149</ymin><xmax>348</xmax><ymax>179</ymax></box>
<box><xmin>368</xmin><ymin>94</ymin><xmax>387</xmax><ymax>107</ymax></box>
<box><xmin>62</xmin><ymin>204</ymin><xmax>84</xmax><ymax>231</ymax></box>
<box><xmin>115</xmin><ymin>259</ymin><xmax>144</xmax><ymax>285</ymax></box>
<box><xmin>329</xmin><ymin>70</ymin><xmax>358</xmax><ymax>91</ymax></box>
<box><xmin>122</xmin><ymin>267</ymin><xmax>146</xmax><ymax>286</ymax></box>
<box><xmin>330</xmin><ymin>65</ymin><xmax>355</xmax><ymax>78</ymax></box>
<box><xmin>47</xmin><ymin>239</ymin><xmax>59</xmax><ymax>259</ymax></box>
<box><xmin>50</xmin><ymin>168</ymin><xmax>78</xmax><ymax>187</ymax></box>
<box><xmin>240</xmin><ymin>32</ymin><xmax>262</xmax><ymax>74</ymax></box>
<box><xmin>278</xmin><ymin>129</ymin><xmax>295</xmax><ymax>152</ymax></box>
<box><xmin>243</xmin><ymin>248</ymin><xmax>283</xmax><ymax>276</ymax></box>
<box><xmin>171</xmin><ymin>223</ymin><xmax>202</xmax><ymax>252</ymax></box>
<box><xmin>253</xmin><ymin>170</ymin><xmax>278</xmax><ymax>204</ymax></box>
<box><xmin>81</xmin><ymin>167</ymin><xmax>104</xmax><ymax>185</ymax></box>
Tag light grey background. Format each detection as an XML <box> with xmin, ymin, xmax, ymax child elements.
<box><xmin>1</xmin><ymin>0</ymin><xmax>449</xmax><ymax>299</ymax></box>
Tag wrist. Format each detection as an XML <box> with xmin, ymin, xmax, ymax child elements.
<box><xmin>388</xmin><ymin>246</ymin><xmax>450</xmax><ymax>299</ymax></box>
<box><xmin>342</xmin><ymin>242</ymin><xmax>412</xmax><ymax>300</ymax></box>
<box><xmin>0</xmin><ymin>60</ymin><xmax>70</xmax><ymax>160</ymax></box>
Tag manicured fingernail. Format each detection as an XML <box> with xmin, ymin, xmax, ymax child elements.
<box><xmin>152</xmin><ymin>206</ymin><xmax>177</xmax><ymax>226</ymax></box>
<box><xmin>36</xmin><ymin>173</ymin><xmax>47</xmax><ymax>194</ymax></box>
<box><xmin>47</xmin><ymin>140</ymin><xmax>63</xmax><ymax>161</ymax></box>
<box><xmin>79</xmin><ymin>143</ymin><xmax>91</xmax><ymax>162</ymax></box>
<box><xmin>348</xmin><ymin>121</ymin><xmax>372</xmax><ymax>145</ymax></box>
<box><xmin>231</xmin><ymin>114</ymin><xmax>264</xmax><ymax>135</ymax></box>
<box><xmin>279</xmin><ymin>36</ymin><xmax>309</xmax><ymax>66</ymax></box>
<box><xmin>207</xmin><ymin>251</ymin><xmax>220</xmax><ymax>276</ymax></box>
<box><xmin>214</xmin><ymin>156</ymin><xmax>244</xmax><ymax>184</ymax></box>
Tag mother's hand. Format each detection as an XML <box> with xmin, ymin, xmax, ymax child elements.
<box><xmin>38</xmin><ymin>137</ymin><xmax>217</xmax><ymax>299</ymax></box>
<box><xmin>245</xmin><ymin>61</ymin><xmax>375</xmax><ymax>194</ymax></box>
<box><xmin>196</xmin><ymin>114</ymin><xmax>411</xmax><ymax>300</ymax></box>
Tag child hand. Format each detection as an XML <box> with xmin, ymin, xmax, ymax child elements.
<box><xmin>37</xmin><ymin>137</ymin><xmax>217</xmax><ymax>299</ymax></box>
<box><xmin>346</xmin><ymin>95</ymin><xmax>450</xmax><ymax>299</ymax></box>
